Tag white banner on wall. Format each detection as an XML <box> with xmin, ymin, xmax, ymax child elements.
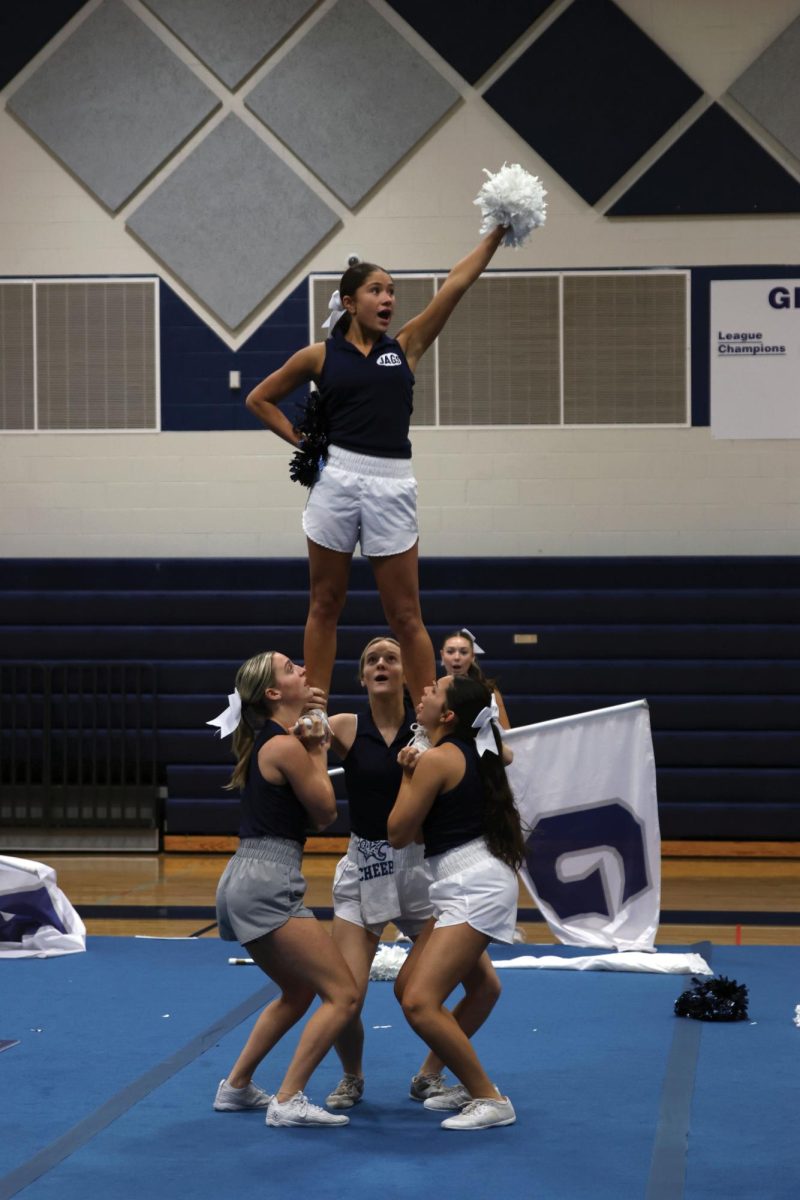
<box><xmin>710</xmin><ymin>278</ymin><xmax>800</xmax><ymax>439</ymax></box>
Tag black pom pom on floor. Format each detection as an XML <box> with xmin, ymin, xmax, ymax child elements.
<box><xmin>674</xmin><ymin>975</ymin><xmax>749</xmax><ymax>1022</ymax></box>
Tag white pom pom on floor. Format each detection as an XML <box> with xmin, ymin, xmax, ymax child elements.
<box><xmin>369</xmin><ymin>943</ymin><xmax>409</xmax><ymax>981</ymax></box>
<box><xmin>474</xmin><ymin>162</ymin><xmax>547</xmax><ymax>248</ymax></box>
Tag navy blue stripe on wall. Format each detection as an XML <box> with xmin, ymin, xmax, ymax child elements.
<box><xmin>159</xmin><ymin>278</ymin><xmax>310</xmax><ymax>431</ymax></box>
<box><xmin>690</xmin><ymin>264</ymin><xmax>800</xmax><ymax>427</ymax></box>
<box><xmin>159</xmin><ymin>265</ymin><xmax>800</xmax><ymax>433</ymax></box>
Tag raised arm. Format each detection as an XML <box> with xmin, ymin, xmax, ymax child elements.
<box><xmin>327</xmin><ymin>712</ymin><xmax>358</xmax><ymax>761</ymax></box>
<box><xmin>262</xmin><ymin>731</ymin><xmax>337</xmax><ymax>831</ymax></box>
<box><xmin>388</xmin><ymin>746</ymin><xmax>449</xmax><ymax>848</ymax></box>
<box><xmin>394</xmin><ymin>227</ymin><xmax>506</xmax><ymax>371</ymax></box>
<box><xmin>245</xmin><ymin>343</ymin><xmax>325</xmax><ymax>447</ymax></box>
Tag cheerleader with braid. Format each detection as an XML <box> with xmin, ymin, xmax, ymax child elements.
<box><xmin>388</xmin><ymin>674</ymin><xmax>525</xmax><ymax>1130</ymax></box>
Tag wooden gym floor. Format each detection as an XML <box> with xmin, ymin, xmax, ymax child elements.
<box><xmin>18</xmin><ymin>841</ymin><xmax>800</xmax><ymax>946</ymax></box>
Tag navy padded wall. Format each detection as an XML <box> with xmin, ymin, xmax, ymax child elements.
<box><xmin>484</xmin><ymin>0</ymin><xmax>702</xmax><ymax>205</ymax></box>
<box><xmin>386</xmin><ymin>0</ymin><xmax>555</xmax><ymax>84</ymax></box>
<box><xmin>0</xmin><ymin>0</ymin><xmax>88</xmax><ymax>91</ymax></box>
<box><xmin>609</xmin><ymin>104</ymin><xmax>800</xmax><ymax>216</ymax></box>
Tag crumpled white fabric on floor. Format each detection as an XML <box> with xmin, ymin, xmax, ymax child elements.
<box><xmin>493</xmin><ymin>952</ymin><xmax>712</xmax><ymax>974</ymax></box>
<box><xmin>0</xmin><ymin>855</ymin><xmax>86</xmax><ymax>958</ymax></box>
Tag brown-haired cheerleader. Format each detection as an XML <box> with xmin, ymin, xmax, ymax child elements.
<box><xmin>388</xmin><ymin>674</ymin><xmax>525</xmax><ymax>1130</ymax></box>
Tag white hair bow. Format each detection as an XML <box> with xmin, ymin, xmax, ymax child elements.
<box><xmin>207</xmin><ymin>689</ymin><xmax>242</xmax><ymax>738</ymax></box>
<box><xmin>461</xmin><ymin>627</ymin><xmax>485</xmax><ymax>655</ymax></box>
<box><xmin>472</xmin><ymin>692</ymin><xmax>501</xmax><ymax>756</ymax></box>
<box><xmin>321</xmin><ymin>289</ymin><xmax>346</xmax><ymax>331</ymax></box>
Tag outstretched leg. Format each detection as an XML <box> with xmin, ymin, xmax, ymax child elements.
<box><xmin>304</xmin><ymin>539</ymin><xmax>353</xmax><ymax>700</ymax></box>
<box><xmin>370</xmin><ymin>542</ymin><xmax>435</xmax><ymax>707</ymax></box>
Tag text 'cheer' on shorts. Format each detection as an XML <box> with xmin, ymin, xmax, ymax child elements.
<box><xmin>303</xmin><ymin>445</ymin><xmax>418</xmax><ymax>558</ymax></box>
<box><xmin>332</xmin><ymin>837</ymin><xmax>433</xmax><ymax>938</ymax></box>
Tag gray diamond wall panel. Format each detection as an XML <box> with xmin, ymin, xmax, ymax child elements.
<box><xmin>728</xmin><ymin>15</ymin><xmax>800</xmax><ymax>166</ymax></box>
<box><xmin>484</xmin><ymin>0</ymin><xmax>702</xmax><ymax>206</ymax></box>
<box><xmin>6</xmin><ymin>0</ymin><xmax>219</xmax><ymax>212</ymax></box>
<box><xmin>126</xmin><ymin>115</ymin><xmax>339</xmax><ymax>329</ymax></box>
<box><xmin>245</xmin><ymin>0</ymin><xmax>459</xmax><ymax>208</ymax></box>
<box><xmin>141</xmin><ymin>0</ymin><xmax>317</xmax><ymax>89</ymax></box>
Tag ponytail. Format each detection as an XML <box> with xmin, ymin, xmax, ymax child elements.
<box><xmin>224</xmin><ymin>651</ymin><xmax>277</xmax><ymax>792</ymax></box>
<box><xmin>446</xmin><ymin>676</ymin><xmax>526</xmax><ymax>872</ymax></box>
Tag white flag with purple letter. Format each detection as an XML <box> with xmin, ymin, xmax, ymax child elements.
<box><xmin>0</xmin><ymin>855</ymin><xmax>86</xmax><ymax>958</ymax></box>
<box><xmin>505</xmin><ymin>701</ymin><xmax>660</xmax><ymax>951</ymax></box>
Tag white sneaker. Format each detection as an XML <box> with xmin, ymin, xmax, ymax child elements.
<box><xmin>266</xmin><ymin>1092</ymin><xmax>349</xmax><ymax>1127</ymax></box>
<box><xmin>409</xmin><ymin>1071</ymin><xmax>446</xmax><ymax>1101</ymax></box>
<box><xmin>423</xmin><ymin>1083</ymin><xmax>472</xmax><ymax>1111</ymax></box>
<box><xmin>441</xmin><ymin>1096</ymin><xmax>516</xmax><ymax>1130</ymax></box>
<box><xmin>407</xmin><ymin>723</ymin><xmax>432</xmax><ymax>754</ymax></box>
<box><xmin>325</xmin><ymin>1074</ymin><xmax>364</xmax><ymax>1109</ymax></box>
<box><xmin>213</xmin><ymin>1078</ymin><xmax>272</xmax><ymax>1111</ymax></box>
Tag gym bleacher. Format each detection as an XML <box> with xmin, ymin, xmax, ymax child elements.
<box><xmin>1</xmin><ymin>555</ymin><xmax>798</xmax><ymax>847</ymax></box>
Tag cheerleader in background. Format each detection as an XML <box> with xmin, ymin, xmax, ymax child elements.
<box><xmin>440</xmin><ymin>627</ymin><xmax>511</xmax><ymax>729</ymax></box>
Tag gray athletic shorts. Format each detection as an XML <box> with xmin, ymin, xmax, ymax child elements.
<box><xmin>303</xmin><ymin>445</ymin><xmax>418</xmax><ymax>558</ymax></box>
<box><xmin>216</xmin><ymin>836</ymin><xmax>313</xmax><ymax>945</ymax></box>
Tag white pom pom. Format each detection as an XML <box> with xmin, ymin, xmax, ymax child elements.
<box><xmin>474</xmin><ymin>162</ymin><xmax>547</xmax><ymax>248</ymax></box>
<box><xmin>369</xmin><ymin>943</ymin><xmax>409</xmax><ymax>981</ymax></box>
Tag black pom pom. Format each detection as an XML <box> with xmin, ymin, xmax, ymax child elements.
<box><xmin>674</xmin><ymin>975</ymin><xmax>749</xmax><ymax>1022</ymax></box>
<box><xmin>289</xmin><ymin>390</ymin><xmax>328</xmax><ymax>487</ymax></box>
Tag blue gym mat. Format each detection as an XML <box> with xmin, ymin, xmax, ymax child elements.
<box><xmin>1</xmin><ymin>939</ymin><xmax>797</xmax><ymax>1200</ymax></box>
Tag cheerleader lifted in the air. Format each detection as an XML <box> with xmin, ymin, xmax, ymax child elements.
<box><xmin>245</xmin><ymin>165</ymin><xmax>546</xmax><ymax>710</ymax></box>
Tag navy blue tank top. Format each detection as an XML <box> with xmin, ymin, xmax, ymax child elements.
<box><xmin>320</xmin><ymin>328</ymin><xmax>414</xmax><ymax>459</ymax></box>
<box><xmin>422</xmin><ymin>735</ymin><xmax>485</xmax><ymax>858</ymax></box>
<box><xmin>239</xmin><ymin>720</ymin><xmax>307</xmax><ymax>845</ymax></box>
<box><xmin>342</xmin><ymin>702</ymin><xmax>414</xmax><ymax>840</ymax></box>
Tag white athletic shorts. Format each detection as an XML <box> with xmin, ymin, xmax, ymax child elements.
<box><xmin>332</xmin><ymin>837</ymin><xmax>433</xmax><ymax>938</ymax></box>
<box><xmin>426</xmin><ymin>837</ymin><xmax>519</xmax><ymax>945</ymax></box>
<box><xmin>303</xmin><ymin>445</ymin><xmax>418</xmax><ymax>558</ymax></box>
